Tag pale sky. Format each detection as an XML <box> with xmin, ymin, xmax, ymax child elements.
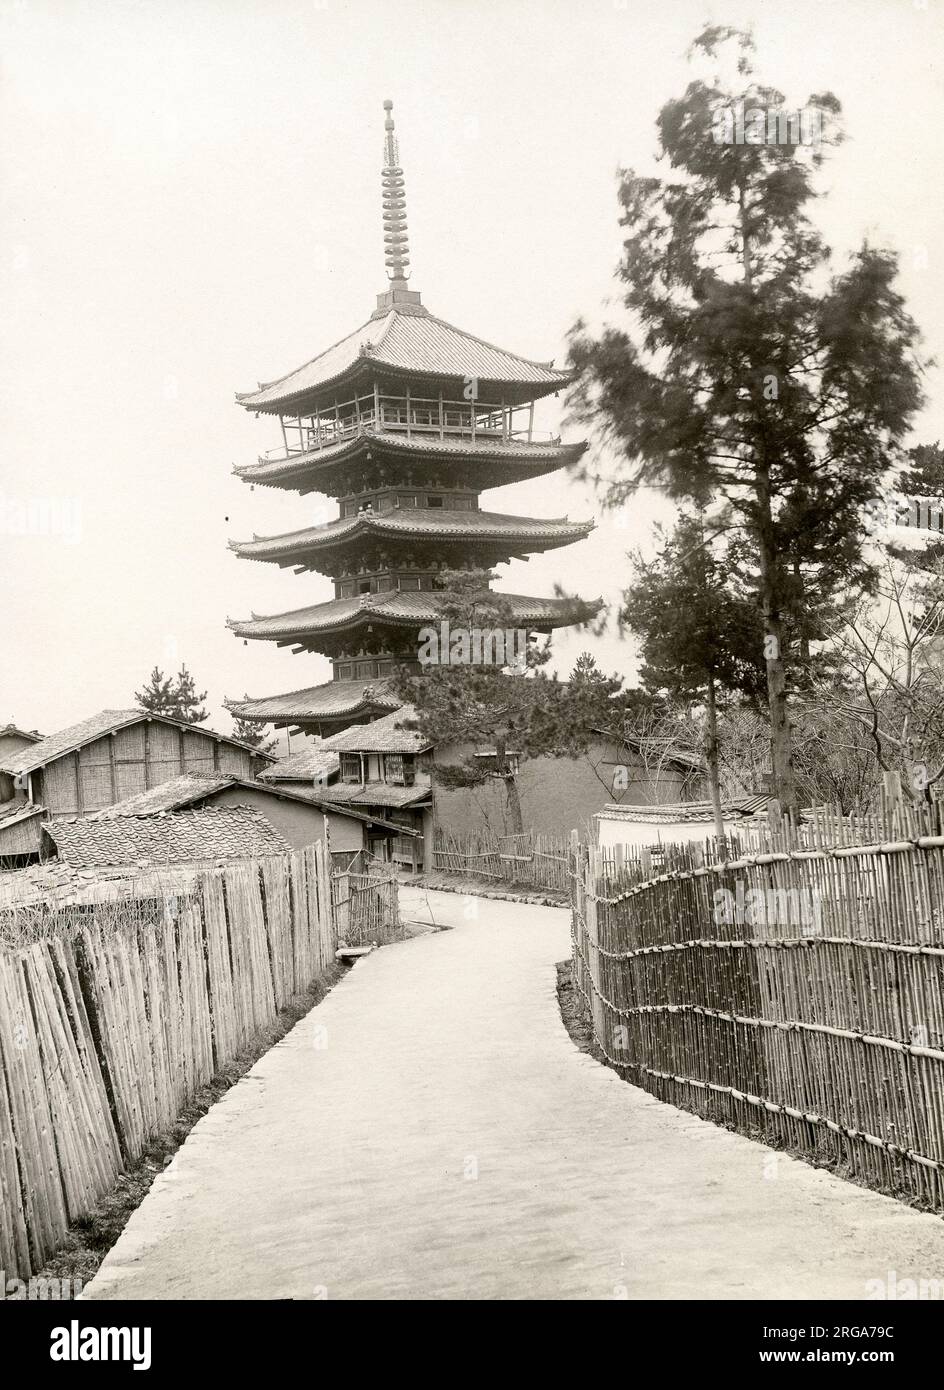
<box><xmin>1</xmin><ymin>0</ymin><xmax>942</xmax><ymax>738</ymax></box>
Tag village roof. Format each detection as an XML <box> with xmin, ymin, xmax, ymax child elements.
<box><xmin>0</xmin><ymin>724</ymin><xmax>44</xmax><ymax>743</ymax></box>
<box><xmin>234</xmin><ymin>432</ymin><xmax>587</xmax><ymax>491</ymax></box>
<box><xmin>92</xmin><ymin>771</ymin><xmax>242</xmax><ymax>817</ymax></box>
<box><xmin>45</xmin><ymin>805</ymin><xmax>292</xmax><ymax>869</ymax></box>
<box><xmin>231</xmin><ymin>509</ymin><xmax>594</xmax><ymax>563</ymax></box>
<box><xmin>0</xmin><ymin>801</ymin><xmax>46</xmax><ymax>831</ymax></box>
<box><xmin>0</xmin><ymin>709</ymin><xmax>275</xmax><ymax>777</ymax></box>
<box><xmin>226</xmin><ymin>679</ymin><xmax>402</xmax><ymax>727</ymax></box>
<box><xmin>596</xmin><ymin>795</ymin><xmax>772</xmax><ymax>825</ymax></box>
<box><xmin>258</xmin><ymin>748</ymin><xmax>340</xmax><ymax>783</ymax></box>
<box><xmin>236</xmin><ymin>305</ymin><xmax>573</xmax><ymax>413</ymax></box>
<box><xmin>311</xmin><ymin>782</ymin><xmax>431</xmax><ymax>810</ymax></box>
<box><xmin>229</xmin><ymin>591</ymin><xmax>601</xmax><ymax>642</ymax></box>
<box><xmin>86</xmin><ymin>768</ymin><xmax>411</xmax><ymax>836</ymax></box>
<box><xmin>322</xmin><ymin>706</ymin><xmax>431</xmax><ymax>754</ymax></box>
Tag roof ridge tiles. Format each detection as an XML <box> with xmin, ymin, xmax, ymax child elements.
<box><xmin>411</xmin><ymin>308</ymin><xmax>559</xmax><ymax>372</ymax></box>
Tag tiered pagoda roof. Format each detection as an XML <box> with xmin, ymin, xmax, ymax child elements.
<box><xmin>226</xmin><ymin>100</ymin><xmax>600</xmax><ymax>737</ymax></box>
<box><xmin>228</xmin><ymin>590</ymin><xmax>585</xmax><ymax>653</ymax></box>
<box><xmin>236</xmin><ymin>304</ymin><xmax>573</xmax><ymax>414</ymax></box>
<box><xmin>230</xmin><ymin>508</ymin><xmax>593</xmax><ymax>570</ymax></box>
<box><xmin>234</xmin><ymin>432</ymin><xmax>587</xmax><ymax>496</ymax></box>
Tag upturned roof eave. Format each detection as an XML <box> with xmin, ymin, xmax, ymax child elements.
<box><xmin>233</xmin><ymin>434</ymin><xmax>587</xmax><ymax>489</ymax></box>
<box><xmin>237</xmin><ymin>362</ymin><xmax>573</xmax><ymax>416</ymax></box>
<box><xmin>226</xmin><ymin>593</ymin><xmax>603</xmax><ymax>642</ymax></box>
<box><xmin>229</xmin><ymin>512</ymin><xmax>595</xmax><ymax>561</ymax></box>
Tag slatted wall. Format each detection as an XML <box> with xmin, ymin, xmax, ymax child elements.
<box><xmin>0</xmin><ymin>842</ymin><xmax>337</xmax><ymax>1282</ymax></box>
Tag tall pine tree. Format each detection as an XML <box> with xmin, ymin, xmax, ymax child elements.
<box><xmin>569</xmin><ymin>25</ymin><xmax>923</xmax><ymax>809</ymax></box>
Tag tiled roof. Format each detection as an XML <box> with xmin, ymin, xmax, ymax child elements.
<box><xmin>596</xmin><ymin>795</ymin><xmax>772</xmax><ymax>825</ymax></box>
<box><xmin>0</xmin><ymin>709</ymin><xmax>274</xmax><ymax>776</ymax></box>
<box><xmin>234</xmin><ymin>432</ymin><xmax>587</xmax><ymax>487</ymax></box>
<box><xmin>0</xmin><ymin>724</ymin><xmax>43</xmax><ymax>743</ymax></box>
<box><xmin>0</xmin><ymin>801</ymin><xmax>45</xmax><ymax>830</ymax></box>
<box><xmin>258</xmin><ymin>748</ymin><xmax>340</xmax><ymax>783</ymax></box>
<box><xmin>236</xmin><ymin>307</ymin><xmax>572</xmax><ymax>411</ymax></box>
<box><xmin>88</xmin><ymin>765</ymin><xmax>410</xmax><ymax>834</ymax></box>
<box><xmin>312</xmin><ymin>782</ymin><xmax>431</xmax><ymax>810</ymax></box>
<box><xmin>46</xmin><ymin>806</ymin><xmax>292</xmax><ymax>869</ymax></box>
<box><xmin>231</xmin><ymin>509</ymin><xmax>593</xmax><ymax>562</ymax></box>
<box><xmin>322</xmin><ymin>706</ymin><xmax>430</xmax><ymax>754</ymax></box>
<box><xmin>92</xmin><ymin>772</ymin><xmax>239</xmax><ymax>818</ymax></box>
<box><xmin>227</xmin><ymin>679</ymin><xmax>402</xmax><ymax>723</ymax></box>
<box><xmin>228</xmin><ymin>591</ymin><xmax>602</xmax><ymax>641</ymax></box>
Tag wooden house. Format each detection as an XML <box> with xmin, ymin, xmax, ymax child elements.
<box><xmin>0</xmin><ymin>709</ymin><xmax>273</xmax><ymax>865</ymax></box>
<box><xmin>0</xmin><ymin>723</ymin><xmax>43</xmax><ymax>804</ymax></box>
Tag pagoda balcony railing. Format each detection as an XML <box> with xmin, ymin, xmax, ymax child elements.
<box><xmin>264</xmin><ymin>392</ymin><xmax>560</xmax><ymax>461</ymax></box>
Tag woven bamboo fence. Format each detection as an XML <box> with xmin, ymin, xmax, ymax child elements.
<box><xmin>0</xmin><ymin>842</ymin><xmax>336</xmax><ymax>1282</ymax></box>
<box><xmin>332</xmin><ymin>868</ymin><xmax>402</xmax><ymax>946</ymax></box>
<box><xmin>433</xmin><ymin>828</ymin><xmax>570</xmax><ymax>893</ymax></box>
<box><xmin>571</xmin><ymin>797</ymin><xmax>944</xmax><ymax>1212</ymax></box>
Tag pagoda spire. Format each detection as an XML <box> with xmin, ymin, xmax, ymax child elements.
<box><xmin>381</xmin><ymin>99</ymin><xmax>410</xmax><ymax>285</ymax></box>
<box><xmin>374</xmin><ymin>101</ymin><xmax>424</xmax><ymax>315</ymax></box>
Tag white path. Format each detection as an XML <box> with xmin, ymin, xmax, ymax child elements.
<box><xmin>84</xmin><ymin>888</ymin><xmax>944</xmax><ymax>1301</ymax></box>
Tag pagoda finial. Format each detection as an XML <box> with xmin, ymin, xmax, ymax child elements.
<box><xmin>381</xmin><ymin>99</ymin><xmax>410</xmax><ymax>286</ymax></box>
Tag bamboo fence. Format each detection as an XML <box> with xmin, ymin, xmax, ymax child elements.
<box><xmin>332</xmin><ymin>868</ymin><xmax>402</xmax><ymax>946</ymax></box>
<box><xmin>0</xmin><ymin>842</ymin><xmax>339</xmax><ymax>1283</ymax></box>
<box><xmin>433</xmin><ymin>827</ymin><xmax>570</xmax><ymax>893</ymax></box>
<box><xmin>571</xmin><ymin>797</ymin><xmax>944</xmax><ymax>1212</ymax></box>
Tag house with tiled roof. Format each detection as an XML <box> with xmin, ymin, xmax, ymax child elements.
<box><xmin>90</xmin><ymin>767</ymin><xmax>416</xmax><ymax>862</ymax></box>
<box><xmin>259</xmin><ymin>707</ymin><xmax>433</xmax><ymax>870</ymax></box>
<box><xmin>0</xmin><ymin>723</ymin><xmax>43</xmax><ymax>805</ymax></box>
<box><xmin>0</xmin><ymin>709</ymin><xmax>274</xmax><ymax>866</ymax></box>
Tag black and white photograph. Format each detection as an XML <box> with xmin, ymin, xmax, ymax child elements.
<box><xmin>1</xmin><ymin>0</ymin><xmax>944</xmax><ymax>1350</ymax></box>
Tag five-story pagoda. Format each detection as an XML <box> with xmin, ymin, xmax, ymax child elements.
<box><xmin>227</xmin><ymin>101</ymin><xmax>600</xmax><ymax>738</ymax></box>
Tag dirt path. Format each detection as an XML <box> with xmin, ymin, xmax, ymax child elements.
<box><xmin>83</xmin><ymin>888</ymin><xmax>944</xmax><ymax>1301</ymax></box>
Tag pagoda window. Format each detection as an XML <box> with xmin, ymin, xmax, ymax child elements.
<box><xmin>398</xmin><ymin>576</ymin><xmax>421</xmax><ymax>591</ymax></box>
<box><xmin>355</xmin><ymin>661</ymin><xmax>377</xmax><ymax>679</ymax></box>
<box><xmin>358</xmin><ymin>581</ymin><xmax>372</xmax><ymax>595</ymax></box>
<box><xmin>342</xmin><ymin>500</ymin><xmax>359</xmax><ymax>518</ymax></box>
<box><xmin>451</xmin><ymin>495</ymin><xmax>473</xmax><ymax>511</ymax></box>
<box><xmin>336</xmin><ymin>663</ymin><xmax>354</xmax><ymax>680</ymax></box>
<box><xmin>376</xmin><ymin>495</ymin><xmax>394</xmax><ymax>512</ymax></box>
<box><xmin>427</xmin><ymin>495</ymin><xmax>444</xmax><ymax>508</ymax></box>
<box><xmin>339</xmin><ymin>753</ymin><xmax>362</xmax><ymax>783</ymax></box>
<box><xmin>376</xmin><ymin>576</ymin><xmax>395</xmax><ymax>593</ymax></box>
<box><xmin>397</xmin><ymin>493</ymin><xmax>417</xmax><ymax>509</ymax></box>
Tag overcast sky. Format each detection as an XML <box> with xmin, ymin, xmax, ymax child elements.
<box><xmin>1</xmin><ymin>0</ymin><xmax>942</xmax><ymax>738</ymax></box>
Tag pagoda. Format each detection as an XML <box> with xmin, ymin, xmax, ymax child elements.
<box><xmin>227</xmin><ymin>101</ymin><xmax>601</xmax><ymax>738</ymax></box>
